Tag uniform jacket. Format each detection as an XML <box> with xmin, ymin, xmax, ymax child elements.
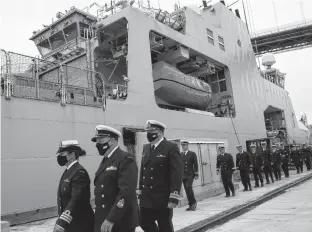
<box><xmin>94</xmin><ymin>147</ymin><xmax>139</xmax><ymax>232</ymax></box>
<box><xmin>251</xmin><ymin>151</ymin><xmax>263</xmax><ymax>169</ymax></box>
<box><xmin>236</xmin><ymin>151</ymin><xmax>252</xmax><ymax>170</ymax></box>
<box><xmin>217</xmin><ymin>153</ymin><xmax>234</xmax><ymax>172</ymax></box>
<box><xmin>292</xmin><ymin>150</ymin><xmax>304</xmax><ymax>164</ymax></box>
<box><xmin>280</xmin><ymin>149</ymin><xmax>290</xmax><ymax>164</ymax></box>
<box><xmin>181</xmin><ymin>150</ymin><xmax>199</xmax><ymax>178</ymax></box>
<box><xmin>139</xmin><ymin>138</ymin><xmax>183</xmax><ymax>209</ymax></box>
<box><xmin>302</xmin><ymin>148</ymin><xmax>312</xmax><ymax>161</ymax></box>
<box><xmin>261</xmin><ymin>149</ymin><xmax>272</xmax><ymax>166</ymax></box>
<box><xmin>56</xmin><ymin>162</ymin><xmax>94</xmax><ymax>232</ymax></box>
<box><xmin>272</xmin><ymin>151</ymin><xmax>282</xmax><ymax>166</ymax></box>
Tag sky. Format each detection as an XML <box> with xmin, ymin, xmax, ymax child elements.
<box><xmin>0</xmin><ymin>0</ymin><xmax>311</xmax><ymax>122</ymax></box>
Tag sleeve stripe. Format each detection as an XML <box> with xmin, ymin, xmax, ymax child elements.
<box><xmin>170</xmin><ymin>192</ymin><xmax>180</xmax><ymax>200</ymax></box>
<box><xmin>61</xmin><ymin>213</ymin><xmax>72</xmax><ymax>221</ymax></box>
<box><xmin>60</xmin><ymin>214</ymin><xmax>72</xmax><ymax>223</ymax></box>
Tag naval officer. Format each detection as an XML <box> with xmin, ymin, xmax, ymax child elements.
<box><xmin>235</xmin><ymin>145</ymin><xmax>252</xmax><ymax>191</ymax></box>
<box><xmin>216</xmin><ymin>145</ymin><xmax>235</xmax><ymax>197</ymax></box>
<box><xmin>92</xmin><ymin>125</ymin><xmax>139</xmax><ymax>232</ymax></box>
<box><xmin>180</xmin><ymin>140</ymin><xmax>199</xmax><ymax>211</ymax></box>
<box><xmin>272</xmin><ymin>144</ymin><xmax>282</xmax><ymax>181</ymax></box>
<box><xmin>302</xmin><ymin>143</ymin><xmax>312</xmax><ymax>171</ymax></box>
<box><xmin>250</xmin><ymin>144</ymin><xmax>264</xmax><ymax>188</ymax></box>
<box><xmin>261</xmin><ymin>141</ymin><xmax>274</xmax><ymax>184</ymax></box>
<box><xmin>280</xmin><ymin>143</ymin><xmax>290</xmax><ymax>178</ymax></box>
<box><xmin>138</xmin><ymin>120</ymin><xmax>183</xmax><ymax>232</ymax></box>
<box><xmin>54</xmin><ymin>140</ymin><xmax>94</xmax><ymax>232</ymax></box>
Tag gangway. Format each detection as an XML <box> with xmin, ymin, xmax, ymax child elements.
<box><xmin>251</xmin><ymin>20</ymin><xmax>312</xmax><ymax>56</ymax></box>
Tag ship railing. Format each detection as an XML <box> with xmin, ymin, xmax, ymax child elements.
<box><xmin>1</xmin><ymin>50</ymin><xmax>107</xmax><ymax>110</ymax></box>
<box><xmin>105</xmin><ymin>83</ymin><xmax>128</xmax><ymax>100</ymax></box>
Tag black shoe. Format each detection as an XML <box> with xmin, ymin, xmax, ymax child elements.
<box><xmin>186</xmin><ymin>207</ymin><xmax>192</xmax><ymax>211</ymax></box>
<box><xmin>190</xmin><ymin>203</ymin><xmax>197</xmax><ymax>211</ymax></box>
<box><xmin>225</xmin><ymin>195</ymin><xmax>230</xmax><ymax>198</ymax></box>
<box><xmin>261</xmin><ymin>183</ymin><xmax>264</xmax><ymax>187</ymax></box>
<box><xmin>254</xmin><ymin>185</ymin><xmax>259</xmax><ymax>188</ymax></box>
<box><xmin>232</xmin><ymin>192</ymin><xmax>235</xmax><ymax>197</ymax></box>
<box><xmin>279</xmin><ymin>178</ymin><xmax>281</xmax><ymax>181</ymax></box>
<box><xmin>243</xmin><ymin>189</ymin><xmax>248</xmax><ymax>192</ymax></box>
<box><xmin>249</xmin><ymin>187</ymin><xmax>252</xmax><ymax>191</ymax></box>
<box><xmin>266</xmin><ymin>181</ymin><xmax>270</xmax><ymax>184</ymax></box>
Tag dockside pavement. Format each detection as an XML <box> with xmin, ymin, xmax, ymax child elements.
<box><xmin>9</xmin><ymin>169</ymin><xmax>312</xmax><ymax>232</ymax></box>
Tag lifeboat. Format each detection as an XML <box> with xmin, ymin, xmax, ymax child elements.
<box><xmin>152</xmin><ymin>61</ymin><xmax>212</xmax><ymax>111</ymax></box>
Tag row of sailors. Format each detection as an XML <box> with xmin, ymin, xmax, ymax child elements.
<box><xmin>219</xmin><ymin>141</ymin><xmax>312</xmax><ymax>196</ymax></box>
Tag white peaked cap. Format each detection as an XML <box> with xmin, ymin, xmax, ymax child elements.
<box><xmin>146</xmin><ymin>120</ymin><xmax>167</xmax><ymax>130</ymax></box>
<box><xmin>91</xmin><ymin>125</ymin><xmax>122</xmax><ymax>142</ymax></box>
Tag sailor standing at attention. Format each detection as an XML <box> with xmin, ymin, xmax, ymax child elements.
<box><xmin>261</xmin><ymin>141</ymin><xmax>274</xmax><ymax>184</ymax></box>
<box><xmin>216</xmin><ymin>145</ymin><xmax>235</xmax><ymax>197</ymax></box>
<box><xmin>280</xmin><ymin>143</ymin><xmax>290</xmax><ymax>178</ymax></box>
<box><xmin>250</xmin><ymin>144</ymin><xmax>264</xmax><ymax>188</ymax></box>
<box><xmin>235</xmin><ymin>145</ymin><xmax>252</xmax><ymax>191</ymax></box>
<box><xmin>54</xmin><ymin>140</ymin><xmax>94</xmax><ymax>232</ymax></box>
<box><xmin>92</xmin><ymin>125</ymin><xmax>139</xmax><ymax>232</ymax></box>
<box><xmin>138</xmin><ymin>120</ymin><xmax>183</xmax><ymax>232</ymax></box>
<box><xmin>272</xmin><ymin>144</ymin><xmax>282</xmax><ymax>181</ymax></box>
<box><xmin>180</xmin><ymin>140</ymin><xmax>199</xmax><ymax>211</ymax></box>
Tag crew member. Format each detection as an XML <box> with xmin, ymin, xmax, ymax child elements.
<box><xmin>295</xmin><ymin>145</ymin><xmax>304</xmax><ymax>173</ymax></box>
<box><xmin>302</xmin><ymin>143</ymin><xmax>311</xmax><ymax>171</ymax></box>
<box><xmin>235</xmin><ymin>145</ymin><xmax>252</xmax><ymax>191</ymax></box>
<box><xmin>216</xmin><ymin>145</ymin><xmax>235</xmax><ymax>197</ymax></box>
<box><xmin>250</xmin><ymin>144</ymin><xmax>264</xmax><ymax>188</ymax></box>
<box><xmin>138</xmin><ymin>120</ymin><xmax>183</xmax><ymax>232</ymax></box>
<box><xmin>261</xmin><ymin>141</ymin><xmax>274</xmax><ymax>184</ymax></box>
<box><xmin>54</xmin><ymin>140</ymin><xmax>94</xmax><ymax>232</ymax></box>
<box><xmin>181</xmin><ymin>140</ymin><xmax>199</xmax><ymax>211</ymax></box>
<box><xmin>280</xmin><ymin>143</ymin><xmax>290</xmax><ymax>178</ymax></box>
<box><xmin>92</xmin><ymin>125</ymin><xmax>139</xmax><ymax>232</ymax></box>
<box><xmin>272</xmin><ymin>144</ymin><xmax>282</xmax><ymax>181</ymax></box>
<box><xmin>291</xmin><ymin>145</ymin><xmax>300</xmax><ymax>174</ymax></box>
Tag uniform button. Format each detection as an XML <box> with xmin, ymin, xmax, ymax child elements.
<box><xmin>150</xmin><ymin>186</ymin><xmax>153</xmax><ymax>189</ymax></box>
<box><xmin>102</xmin><ymin>205</ymin><xmax>105</xmax><ymax>208</ymax></box>
<box><xmin>186</xmin><ymin>162</ymin><xmax>188</xmax><ymax>164</ymax></box>
<box><xmin>101</xmin><ymin>185</ymin><xmax>104</xmax><ymax>188</ymax></box>
<box><xmin>102</xmin><ymin>194</ymin><xmax>104</xmax><ymax>198</ymax></box>
<box><xmin>143</xmin><ymin>185</ymin><xmax>145</xmax><ymax>187</ymax></box>
<box><xmin>151</xmin><ymin>168</ymin><xmax>154</xmax><ymax>170</ymax></box>
<box><xmin>151</xmin><ymin>177</ymin><xmax>153</xmax><ymax>179</ymax></box>
<box><xmin>144</xmin><ymin>168</ymin><xmax>146</xmax><ymax>170</ymax></box>
<box><xmin>143</xmin><ymin>176</ymin><xmax>145</xmax><ymax>179</ymax></box>
<box><xmin>64</xmin><ymin>188</ymin><xmax>66</xmax><ymax>190</ymax></box>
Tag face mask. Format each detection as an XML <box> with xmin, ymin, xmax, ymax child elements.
<box><xmin>57</xmin><ymin>155</ymin><xmax>69</xmax><ymax>166</ymax></box>
<box><xmin>96</xmin><ymin>142</ymin><xmax>110</xmax><ymax>156</ymax></box>
<box><xmin>147</xmin><ymin>132</ymin><xmax>159</xmax><ymax>142</ymax></box>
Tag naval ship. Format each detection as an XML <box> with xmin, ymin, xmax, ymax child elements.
<box><xmin>1</xmin><ymin>0</ymin><xmax>310</xmax><ymax>225</ymax></box>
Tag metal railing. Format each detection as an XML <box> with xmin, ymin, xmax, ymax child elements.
<box><xmin>1</xmin><ymin>50</ymin><xmax>106</xmax><ymax>110</ymax></box>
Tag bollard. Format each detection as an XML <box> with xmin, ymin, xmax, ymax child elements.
<box><xmin>1</xmin><ymin>221</ymin><xmax>10</xmax><ymax>232</ymax></box>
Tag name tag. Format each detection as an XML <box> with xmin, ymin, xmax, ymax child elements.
<box><xmin>106</xmin><ymin>166</ymin><xmax>117</xmax><ymax>171</ymax></box>
<box><xmin>156</xmin><ymin>154</ymin><xmax>166</xmax><ymax>158</ymax></box>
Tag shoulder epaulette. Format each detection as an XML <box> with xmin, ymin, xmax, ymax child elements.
<box><xmin>78</xmin><ymin>170</ymin><xmax>86</xmax><ymax>175</ymax></box>
<box><xmin>126</xmin><ymin>155</ymin><xmax>134</xmax><ymax>160</ymax></box>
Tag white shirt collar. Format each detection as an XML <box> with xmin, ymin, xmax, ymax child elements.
<box><xmin>153</xmin><ymin>137</ymin><xmax>164</xmax><ymax>148</ymax></box>
<box><xmin>67</xmin><ymin>160</ymin><xmax>78</xmax><ymax>170</ymax></box>
<box><xmin>107</xmin><ymin>146</ymin><xmax>118</xmax><ymax>158</ymax></box>
<box><xmin>183</xmin><ymin>150</ymin><xmax>189</xmax><ymax>154</ymax></box>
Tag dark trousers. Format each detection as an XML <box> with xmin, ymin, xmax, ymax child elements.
<box><xmin>296</xmin><ymin>161</ymin><xmax>303</xmax><ymax>173</ymax></box>
<box><xmin>263</xmin><ymin>165</ymin><xmax>274</xmax><ymax>183</ymax></box>
<box><xmin>140</xmin><ymin>207</ymin><xmax>173</xmax><ymax>232</ymax></box>
<box><xmin>273</xmin><ymin>165</ymin><xmax>282</xmax><ymax>180</ymax></box>
<box><xmin>239</xmin><ymin>169</ymin><xmax>251</xmax><ymax>190</ymax></box>
<box><xmin>113</xmin><ymin>228</ymin><xmax>135</xmax><ymax>232</ymax></box>
<box><xmin>305</xmin><ymin>157</ymin><xmax>311</xmax><ymax>170</ymax></box>
<box><xmin>183</xmin><ymin>177</ymin><xmax>196</xmax><ymax>206</ymax></box>
<box><xmin>281</xmin><ymin>162</ymin><xmax>289</xmax><ymax>177</ymax></box>
<box><xmin>221</xmin><ymin>170</ymin><xmax>234</xmax><ymax>196</ymax></box>
<box><xmin>252</xmin><ymin>167</ymin><xmax>263</xmax><ymax>186</ymax></box>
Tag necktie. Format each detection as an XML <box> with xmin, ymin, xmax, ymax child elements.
<box><xmin>101</xmin><ymin>156</ymin><xmax>108</xmax><ymax>164</ymax></box>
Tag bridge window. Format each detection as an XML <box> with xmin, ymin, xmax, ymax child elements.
<box><xmin>211</xmin><ymin>70</ymin><xmax>227</xmax><ymax>93</ymax></box>
<box><xmin>218</xmin><ymin>36</ymin><xmax>225</xmax><ymax>51</ymax></box>
<box><xmin>79</xmin><ymin>22</ymin><xmax>94</xmax><ymax>39</ymax></box>
<box><xmin>63</xmin><ymin>23</ymin><xmax>78</xmax><ymax>42</ymax></box>
<box><xmin>207</xmin><ymin>29</ymin><xmax>214</xmax><ymax>45</ymax></box>
<box><xmin>37</xmin><ymin>39</ymin><xmax>52</xmax><ymax>56</ymax></box>
<box><xmin>49</xmin><ymin>31</ymin><xmax>66</xmax><ymax>50</ymax></box>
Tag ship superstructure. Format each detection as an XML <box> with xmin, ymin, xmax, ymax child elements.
<box><xmin>1</xmin><ymin>0</ymin><xmax>310</xmax><ymax>225</ymax></box>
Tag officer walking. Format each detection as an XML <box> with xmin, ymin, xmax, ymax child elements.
<box><xmin>261</xmin><ymin>141</ymin><xmax>274</xmax><ymax>184</ymax></box>
<box><xmin>302</xmin><ymin>143</ymin><xmax>311</xmax><ymax>171</ymax></box>
<box><xmin>272</xmin><ymin>144</ymin><xmax>282</xmax><ymax>181</ymax></box>
<box><xmin>138</xmin><ymin>120</ymin><xmax>183</xmax><ymax>232</ymax></box>
<box><xmin>296</xmin><ymin>145</ymin><xmax>304</xmax><ymax>173</ymax></box>
<box><xmin>250</xmin><ymin>144</ymin><xmax>264</xmax><ymax>188</ymax></box>
<box><xmin>235</xmin><ymin>145</ymin><xmax>252</xmax><ymax>191</ymax></box>
<box><xmin>180</xmin><ymin>140</ymin><xmax>199</xmax><ymax>211</ymax></box>
<box><xmin>280</xmin><ymin>143</ymin><xmax>290</xmax><ymax>178</ymax></box>
<box><xmin>92</xmin><ymin>125</ymin><xmax>139</xmax><ymax>232</ymax></box>
<box><xmin>54</xmin><ymin>140</ymin><xmax>94</xmax><ymax>232</ymax></box>
<box><xmin>216</xmin><ymin>145</ymin><xmax>235</xmax><ymax>197</ymax></box>
<box><xmin>291</xmin><ymin>145</ymin><xmax>300</xmax><ymax>174</ymax></box>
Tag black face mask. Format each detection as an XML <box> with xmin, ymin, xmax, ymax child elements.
<box><xmin>96</xmin><ymin>142</ymin><xmax>110</xmax><ymax>156</ymax></box>
<box><xmin>57</xmin><ymin>155</ymin><xmax>68</xmax><ymax>166</ymax></box>
<box><xmin>147</xmin><ymin>132</ymin><xmax>159</xmax><ymax>143</ymax></box>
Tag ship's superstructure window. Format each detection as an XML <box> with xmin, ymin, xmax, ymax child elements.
<box><xmin>37</xmin><ymin>39</ymin><xmax>52</xmax><ymax>56</ymax></box>
<box><xmin>63</xmin><ymin>23</ymin><xmax>78</xmax><ymax>42</ymax></box>
<box><xmin>207</xmin><ymin>29</ymin><xmax>214</xmax><ymax>45</ymax></box>
<box><xmin>218</xmin><ymin>36</ymin><xmax>225</xmax><ymax>51</ymax></box>
<box><xmin>211</xmin><ymin>70</ymin><xmax>227</xmax><ymax>93</ymax></box>
<box><xmin>79</xmin><ymin>22</ymin><xmax>93</xmax><ymax>39</ymax></box>
<box><xmin>50</xmin><ymin>31</ymin><xmax>66</xmax><ymax>50</ymax></box>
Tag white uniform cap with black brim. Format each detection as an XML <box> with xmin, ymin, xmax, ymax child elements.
<box><xmin>57</xmin><ymin>140</ymin><xmax>82</xmax><ymax>155</ymax></box>
<box><xmin>145</xmin><ymin>120</ymin><xmax>167</xmax><ymax>131</ymax></box>
<box><xmin>91</xmin><ymin>125</ymin><xmax>122</xmax><ymax>142</ymax></box>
